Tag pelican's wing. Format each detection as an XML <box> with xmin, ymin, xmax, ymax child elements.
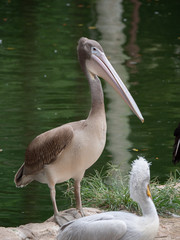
<box><xmin>59</xmin><ymin>215</ymin><xmax>127</xmax><ymax>240</ymax></box>
<box><xmin>82</xmin><ymin>219</ymin><xmax>127</xmax><ymax>240</ymax></box>
<box><xmin>24</xmin><ymin>124</ymin><xmax>74</xmax><ymax>174</ymax></box>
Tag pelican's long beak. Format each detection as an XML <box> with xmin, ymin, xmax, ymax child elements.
<box><xmin>86</xmin><ymin>51</ymin><xmax>144</xmax><ymax>123</ymax></box>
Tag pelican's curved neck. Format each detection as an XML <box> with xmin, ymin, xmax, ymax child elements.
<box><xmin>140</xmin><ymin>197</ymin><xmax>158</xmax><ymax>219</ymax></box>
<box><xmin>85</xmin><ymin>70</ymin><xmax>105</xmax><ymax>117</ymax></box>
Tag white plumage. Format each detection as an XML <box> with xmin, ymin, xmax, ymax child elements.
<box><xmin>58</xmin><ymin>157</ymin><xmax>159</xmax><ymax>240</ymax></box>
<box><xmin>130</xmin><ymin>157</ymin><xmax>151</xmax><ymax>203</ymax></box>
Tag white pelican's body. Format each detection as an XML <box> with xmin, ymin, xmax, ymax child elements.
<box><xmin>58</xmin><ymin>158</ymin><xmax>159</xmax><ymax>240</ymax></box>
<box><xmin>14</xmin><ymin>38</ymin><xmax>143</xmax><ymax>225</ymax></box>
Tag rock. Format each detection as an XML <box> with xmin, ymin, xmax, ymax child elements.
<box><xmin>0</xmin><ymin>208</ymin><xmax>101</xmax><ymax>240</ymax></box>
<box><xmin>0</xmin><ymin>227</ymin><xmax>22</xmax><ymax>240</ymax></box>
<box><xmin>0</xmin><ymin>208</ymin><xmax>179</xmax><ymax>240</ymax></box>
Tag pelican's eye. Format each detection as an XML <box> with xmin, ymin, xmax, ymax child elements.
<box><xmin>91</xmin><ymin>46</ymin><xmax>99</xmax><ymax>55</ymax></box>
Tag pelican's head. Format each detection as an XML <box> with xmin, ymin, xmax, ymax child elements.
<box><xmin>130</xmin><ymin>157</ymin><xmax>152</xmax><ymax>203</ymax></box>
<box><xmin>77</xmin><ymin>37</ymin><xmax>144</xmax><ymax>123</ymax></box>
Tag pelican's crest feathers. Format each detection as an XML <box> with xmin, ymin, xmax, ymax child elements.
<box><xmin>130</xmin><ymin>157</ymin><xmax>151</xmax><ymax>202</ymax></box>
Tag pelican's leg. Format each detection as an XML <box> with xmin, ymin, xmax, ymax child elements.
<box><xmin>50</xmin><ymin>186</ymin><xmax>59</xmax><ymax>216</ymax></box>
<box><xmin>74</xmin><ymin>178</ymin><xmax>84</xmax><ymax>216</ymax></box>
<box><xmin>50</xmin><ymin>186</ymin><xmax>62</xmax><ymax>226</ymax></box>
<box><xmin>50</xmin><ymin>185</ymin><xmax>69</xmax><ymax>226</ymax></box>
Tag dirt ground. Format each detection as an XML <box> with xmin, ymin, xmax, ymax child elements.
<box><xmin>0</xmin><ymin>208</ymin><xmax>179</xmax><ymax>240</ymax></box>
<box><xmin>156</xmin><ymin>217</ymin><xmax>180</xmax><ymax>240</ymax></box>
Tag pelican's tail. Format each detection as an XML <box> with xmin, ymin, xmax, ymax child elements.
<box><xmin>14</xmin><ymin>163</ymin><xmax>33</xmax><ymax>187</ymax></box>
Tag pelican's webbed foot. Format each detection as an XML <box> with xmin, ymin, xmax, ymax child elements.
<box><xmin>77</xmin><ymin>207</ymin><xmax>85</xmax><ymax>217</ymax></box>
<box><xmin>54</xmin><ymin>214</ymin><xmax>70</xmax><ymax>226</ymax></box>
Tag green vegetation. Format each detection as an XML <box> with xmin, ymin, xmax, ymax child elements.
<box><xmin>150</xmin><ymin>170</ymin><xmax>180</xmax><ymax>216</ymax></box>
<box><xmin>65</xmin><ymin>166</ymin><xmax>180</xmax><ymax>217</ymax></box>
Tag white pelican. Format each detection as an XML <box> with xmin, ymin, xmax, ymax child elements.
<box><xmin>58</xmin><ymin>157</ymin><xmax>159</xmax><ymax>240</ymax></box>
<box><xmin>14</xmin><ymin>38</ymin><xmax>143</xmax><ymax>225</ymax></box>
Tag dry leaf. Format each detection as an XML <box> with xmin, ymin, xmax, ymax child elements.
<box><xmin>132</xmin><ymin>148</ymin><xmax>139</xmax><ymax>152</ymax></box>
<box><xmin>88</xmin><ymin>26</ymin><xmax>96</xmax><ymax>30</ymax></box>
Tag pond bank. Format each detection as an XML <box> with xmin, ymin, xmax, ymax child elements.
<box><xmin>0</xmin><ymin>208</ymin><xmax>179</xmax><ymax>240</ymax></box>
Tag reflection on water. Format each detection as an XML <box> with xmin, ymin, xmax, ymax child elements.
<box><xmin>124</xmin><ymin>0</ymin><xmax>180</xmax><ymax>182</ymax></box>
<box><xmin>96</xmin><ymin>0</ymin><xmax>132</xmax><ymax>174</ymax></box>
<box><xmin>125</xmin><ymin>0</ymin><xmax>141</xmax><ymax>73</ymax></box>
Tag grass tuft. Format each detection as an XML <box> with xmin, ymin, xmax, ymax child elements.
<box><xmin>150</xmin><ymin>169</ymin><xmax>180</xmax><ymax>216</ymax></box>
<box><xmin>65</xmin><ymin>167</ymin><xmax>180</xmax><ymax>217</ymax></box>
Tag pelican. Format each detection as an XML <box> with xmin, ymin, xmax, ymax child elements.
<box><xmin>172</xmin><ymin>123</ymin><xmax>180</xmax><ymax>164</ymax></box>
<box><xmin>14</xmin><ymin>37</ymin><xmax>144</xmax><ymax>225</ymax></box>
<box><xmin>58</xmin><ymin>157</ymin><xmax>159</xmax><ymax>240</ymax></box>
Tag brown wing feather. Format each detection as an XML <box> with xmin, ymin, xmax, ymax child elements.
<box><xmin>24</xmin><ymin>124</ymin><xmax>74</xmax><ymax>174</ymax></box>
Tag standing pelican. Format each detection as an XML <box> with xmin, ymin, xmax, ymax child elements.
<box><xmin>58</xmin><ymin>157</ymin><xmax>159</xmax><ymax>240</ymax></box>
<box><xmin>14</xmin><ymin>37</ymin><xmax>143</xmax><ymax>225</ymax></box>
<box><xmin>172</xmin><ymin>123</ymin><xmax>180</xmax><ymax>164</ymax></box>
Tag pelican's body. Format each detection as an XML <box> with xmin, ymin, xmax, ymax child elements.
<box><xmin>58</xmin><ymin>158</ymin><xmax>159</xmax><ymax>240</ymax></box>
<box><xmin>172</xmin><ymin>123</ymin><xmax>180</xmax><ymax>164</ymax></box>
<box><xmin>14</xmin><ymin>38</ymin><xmax>143</xmax><ymax>225</ymax></box>
<box><xmin>27</xmin><ymin>90</ymin><xmax>106</xmax><ymax>186</ymax></box>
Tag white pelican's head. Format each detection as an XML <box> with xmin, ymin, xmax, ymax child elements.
<box><xmin>130</xmin><ymin>157</ymin><xmax>152</xmax><ymax>203</ymax></box>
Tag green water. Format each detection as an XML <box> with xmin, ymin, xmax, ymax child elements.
<box><xmin>0</xmin><ymin>0</ymin><xmax>179</xmax><ymax>227</ymax></box>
